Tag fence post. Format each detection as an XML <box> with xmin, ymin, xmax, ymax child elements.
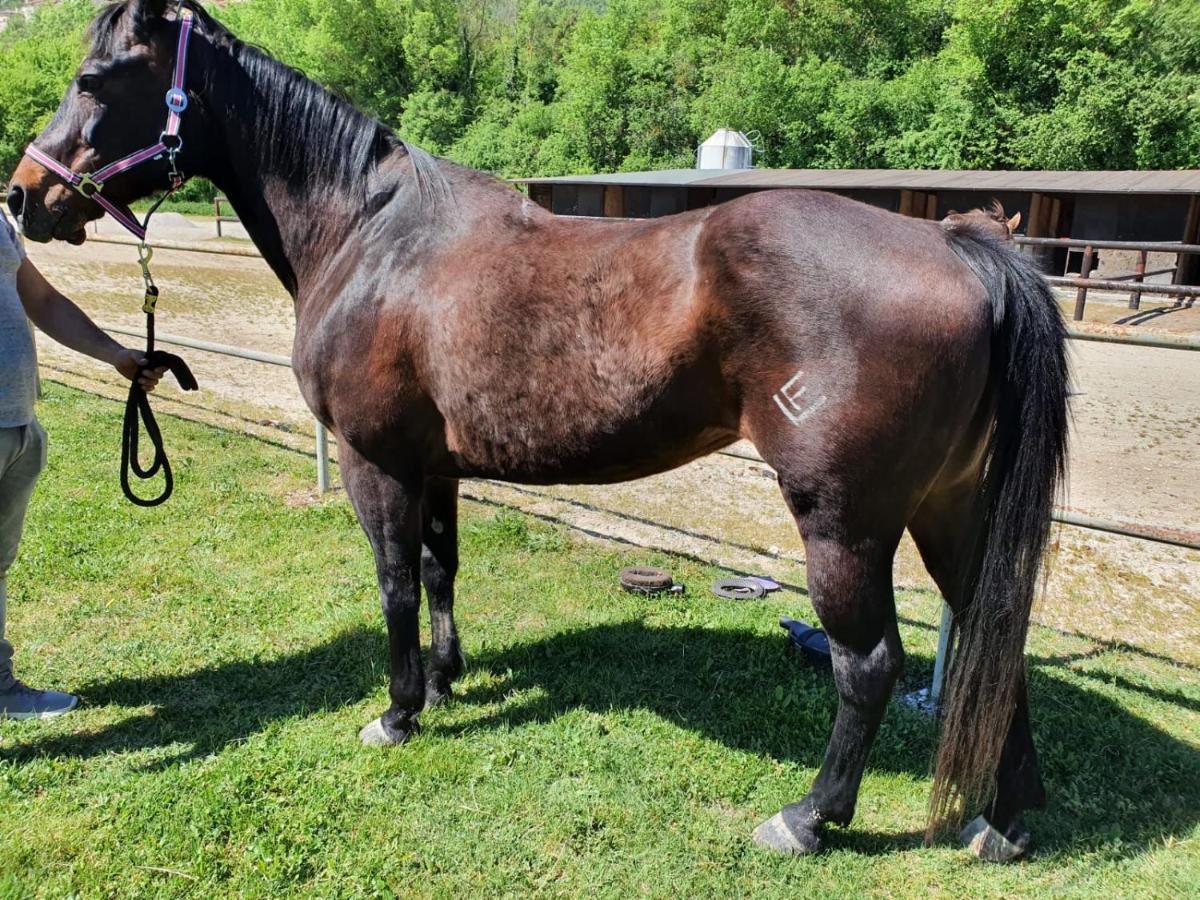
<box><xmin>930</xmin><ymin>602</ymin><xmax>954</xmax><ymax>707</ymax></box>
<box><xmin>315</xmin><ymin>421</ymin><xmax>330</xmax><ymax>493</ymax></box>
<box><xmin>1129</xmin><ymin>249</ymin><xmax>1147</xmax><ymax>310</ymax></box>
<box><xmin>1073</xmin><ymin>245</ymin><xmax>1094</xmax><ymax>321</ymax></box>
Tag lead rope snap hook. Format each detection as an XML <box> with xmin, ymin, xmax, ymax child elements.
<box><xmin>137</xmin><ymin>242</ymin><xmax>159</xmax><ymax>315</ymax></box>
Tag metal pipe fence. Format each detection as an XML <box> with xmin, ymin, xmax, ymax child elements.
<box><xmin>87</xmin><ymin>320</ymin><xmax>1197</xmax><ymax>722</ymax></box>
<box><xmin>1015</xmin><ymin>236</ymin><xmax>1200</xmax><ymax>254</ymax></box>
<box><xmin>1013</xmin><ymin>235</ymin><xmax>1200</xmax><ymax>319</ymax></box>
<box><xmin>100</xmin><ymin>323</ymin><xmax>331</xmax><ymax>493</ymax></box>
<box><xmin>213</xmin><ymin>195</ymin><xmax>239</xmax><ymax>238</ymax></box>
<box><xmin>86</xmin><ymin>236</ymin><xmax>1198</xmax><ymax>349</ymax></box>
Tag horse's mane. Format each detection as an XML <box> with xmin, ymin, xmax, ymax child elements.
<box><xmin>89</xmin><ymin>1</ymin><xmax>450</xmax><ymax>206</ymax></box>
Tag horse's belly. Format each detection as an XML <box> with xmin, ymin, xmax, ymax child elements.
<box><xmin>438</xmin><ymin>419</ymin><xmax>739</xmax><ymax>484</ymax></box>
<box><xmin>433</xmin><ymin>368</ymin><xmax>740</xmax><ymax>484</ymax></box>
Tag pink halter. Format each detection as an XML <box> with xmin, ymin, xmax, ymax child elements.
<box><xmin>23</xmin><ymin>9</ymin><xmax>195</xmax><ymax>241</ymax></box>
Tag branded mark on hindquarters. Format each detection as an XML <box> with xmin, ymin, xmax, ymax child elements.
<box><xmin>773</xmin><ymin>370</ymin><xmax>827</xmax><ymax>426</ymax></box>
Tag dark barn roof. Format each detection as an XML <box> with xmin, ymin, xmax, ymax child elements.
<box><xmin>516</xmin><ymin>169</ymin><xmax>1200</xmax><ymax>195</ymax></box>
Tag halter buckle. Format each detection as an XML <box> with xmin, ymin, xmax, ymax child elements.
<box><xmin>165</xmin><ymin>87</ymin><xmax>189</xmax><ymax>114</ymax></box>
<box><xmin>75</xmin><ymin>173</ymin><xmax>102</xmax><ymax>198</ymax></box>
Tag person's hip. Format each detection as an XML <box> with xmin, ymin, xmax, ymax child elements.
<box><xmin>0</xmin><ymin>418</ymin><xmax>47</xmax><ymax>490</ymax></box>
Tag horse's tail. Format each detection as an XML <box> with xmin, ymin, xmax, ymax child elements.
<box><xmin>927</xmin><ymin>226</ymin><xmax>1070</xmax><ymax>840</ymax></box>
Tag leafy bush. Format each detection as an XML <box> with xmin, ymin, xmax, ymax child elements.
<box><xmin>1</xmin><ymin>0</ymin><xmax>1195</xmax><ymax>183</ymax></box>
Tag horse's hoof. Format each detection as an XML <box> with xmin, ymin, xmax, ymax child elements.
<box><xmin>752</xmin><ymin>812</ymin><xmax>822</xmax><ymax>855</ymax></box>
<box><xmin>358</xmin><ymin>717</ymin><xmax>417</xmax><ymax>747</ymax></box>
<box><xmin>960</xmin><ymin>815</ymin><xmax>1029</xmax><ymax>863</ymax></box>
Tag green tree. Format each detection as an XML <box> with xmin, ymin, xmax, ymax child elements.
<box><xmin>2</xmin><ymin>0</ymin><xmax>1197</xmax><ymax>186</ymax></box>
<box><xmin>0</xmin><ymin>0</ymin><xmax>95</xmax><ymax>179</ymax></box>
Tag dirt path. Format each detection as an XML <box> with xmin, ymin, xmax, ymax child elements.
<box><xmin>24</xmin><ymin>237</ymin><xmax>1200</xmax><ymax>663</ymax></box>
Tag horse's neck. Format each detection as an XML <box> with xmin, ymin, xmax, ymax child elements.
<box><xmin>197</xmin><ymin>46</ymin><xmax>399</xmax><ymax>299</ymax></box>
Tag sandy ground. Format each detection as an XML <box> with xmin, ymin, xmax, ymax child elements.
<box><xmin>21</xmin><ymin>228</ymin><xmax>1200</xmax><ymax>664</ymax></box>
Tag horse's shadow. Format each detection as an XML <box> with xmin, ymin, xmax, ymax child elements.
<box><xmin>3</xmin><ymin>620</ymin><xmax>1196</xmax><ymax>858</ymax></box>
<box><xmin>445</xmin><ymin>621</ymin><xmax>1200</xmax><ymax>857</ymax></box>
<box><xmin>0</xmin><ymin>626</ymin><xmax>387</xmax><ymax>768</ymax></box>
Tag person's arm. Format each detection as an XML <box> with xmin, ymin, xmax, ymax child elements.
<box><xmin>16</xmin><ymin>257</ymin><xmax>164</xmax><ymax>391</ymax></box>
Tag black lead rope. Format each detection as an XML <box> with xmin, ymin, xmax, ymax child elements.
<box><xmin>108</xmin><ymin>156</ymin><xmax>206</xmax><ymax>507</ymax></box>
<box><xmin>120</xmin><ymin>314</ymin><xmax>198</xmax><ymax>507</ymax></box>
<box><xmin>119</xmin><ymin>227</ymin><xmax>198</xmax><ymax>507</ymax></box>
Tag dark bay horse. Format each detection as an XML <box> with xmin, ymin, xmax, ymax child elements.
<box><xmin>8</xmin><ymin>0</ymin><xmax>1069</xmax><ymax>859</ymax></box>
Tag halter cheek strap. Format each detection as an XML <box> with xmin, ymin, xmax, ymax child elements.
<box><xmin>22</xmin><ymin>9</ymin><xmax>195</xmax><ymax>241</ymax></box>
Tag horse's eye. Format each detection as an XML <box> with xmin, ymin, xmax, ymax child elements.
<box><xmin>77</xmin><ymin>74</ymin><xmax>102</xmax><ymax>95</ymax></box>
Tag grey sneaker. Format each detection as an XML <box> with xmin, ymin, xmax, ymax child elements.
<box><xmin>0</xmin><ymin>680</ymin><xmax>78</xmax><ymax>720</ymax></box>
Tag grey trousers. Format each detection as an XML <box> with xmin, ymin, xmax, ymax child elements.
<box><xmin>0</xmin><ymin>420</ymin><xmax>46</xmax><ymax>692</ymax></box>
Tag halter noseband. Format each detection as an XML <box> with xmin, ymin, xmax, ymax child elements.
<box><xmin>22</xmin><ymin>9</ymin><xmax>195</xmax><ymax>241</ymax></box>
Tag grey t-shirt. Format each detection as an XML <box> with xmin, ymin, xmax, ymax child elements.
<box><xmin>0</xmin><ymin>214</ymin><xmax>35</xmax><ymax>428</ymax></box>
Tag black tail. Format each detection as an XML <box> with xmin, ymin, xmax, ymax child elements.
<box><xmin>928</xmin><ymin>226</ymin><xmax>1070</xmax><ymax>838</ymax></box>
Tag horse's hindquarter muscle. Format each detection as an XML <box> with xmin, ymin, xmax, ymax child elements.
<box><xmin>421</xmin><ymin>211</ymin><xmax>741</xmax><ymax>483</ymax></box>
<box><xmin>699</xmin><ymin>191</ymin><xmax>994</xmax><ymax>506</ymax></box>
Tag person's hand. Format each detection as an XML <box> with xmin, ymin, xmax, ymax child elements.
<box><xmin>114</xmin><ymin>348</ymin><xmax>168</xmax><ymax>392</ymax></box>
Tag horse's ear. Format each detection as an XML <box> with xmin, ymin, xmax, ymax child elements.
<box><xmin>130</xmin><ymin>0</ymin><xmax>171</xmax><ymax>25</ymax></box>
<box><xmin>1007</xmin><ymin>211</ymin><xmax>1022</xmax><ymax>232</ymax></box>
<box><xmin>129</xmin><ymin>0</ymin><xmax>172</xmax><ymax>41</ymax></box>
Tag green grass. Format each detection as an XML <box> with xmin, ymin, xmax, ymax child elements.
<box><xmin>131</xmin><ymin>199</ymin><xmax>222</xmax><ymax>218</ymax></box>
<box><xmin>0</xmin><ymin>383</ymin><xmax>1197</xmax><ymax>898</ymax></box>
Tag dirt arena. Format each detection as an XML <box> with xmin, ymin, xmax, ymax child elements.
<box><xmin>23</xmin><ymin>225</ymin><xmax>1200</xmax><ymax>665</ymax></box>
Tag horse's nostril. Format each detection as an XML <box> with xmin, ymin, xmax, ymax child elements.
<box><xmin>6</xmin><ymin>186</ymin><xmax>25</xmax><ymax>221</ymax></box>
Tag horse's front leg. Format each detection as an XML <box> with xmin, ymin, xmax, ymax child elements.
<box><xmin>421</xmin><ymin>477</ymin><xmax>465</xmax><ymax>708</ymax></box>
<box><xmin>340</xmin><ymin>444</ymin><xmax>425</xmax><ymax>746</ymax></box>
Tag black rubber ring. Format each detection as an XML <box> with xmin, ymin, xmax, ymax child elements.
<box><xmin>711</xmin><ymin>577</ymin><xmax>767</xmax><ymax>600</ymax></box>
<box><xmin>620</xmin><ymin>566</ymin><xmax>674</xmax><ymax>595</ymax></box>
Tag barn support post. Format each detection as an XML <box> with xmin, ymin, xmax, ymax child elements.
<box><xmin>1028</xmin><ymin>193</ymin><xmax>1044</xmax><ymax>235</ymax></box>
<box><xmin>1073</xmin><ymin>245</ymin><xmax>1095</xmax><ymax>321</ymax></box>
<box><xmin>603</xmin><ymin>185</ymin><xmax>625</xmax><ymax>218</ymax></box>
<box><xmin>1026</xmin><ymin>192</ymin><xmax>1060</xmax><ymax>270</ymax></box>
<box><xmin>1129</xmin><ymin>250</ymin><xmax>1148</xmax><ymax>310</ymax></box>
<box><xmin>1176</xmin><ymin>196</ymin><xmax>1200</xmax><ymax>286</ymax></box>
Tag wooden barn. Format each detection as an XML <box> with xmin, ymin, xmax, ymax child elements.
<box><xmin>516</xmin><ymin>169</ymin><xmax>1200</xmax><ymax>285</ymax></box>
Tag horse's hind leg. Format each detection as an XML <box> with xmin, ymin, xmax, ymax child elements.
<box><xmin>421</xmin><ymin>477</ymin><xmax>465</xmax><ymax>708</ymax></box>
<box><xmin>909</xmin><ymin>488</ymin><xmax>1045</xmax><ymax>856</ymax></box>
<box><xmin>754</xmin><ymin>485</ymin><xmax>906</xmax><ymax>854</ymax></box>
<box><xmin>339</xmin><ymin>445</ymin><xmax>426</xmax><ymax>747</ymax></box>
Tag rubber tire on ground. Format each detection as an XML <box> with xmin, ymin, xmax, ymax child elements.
<box><xmin>711</xmin><ymin>577</ymin><xmax>767</xmax><ymax>600</ymax></box>
<box><xmin>619</xmin><ymin>566</ymin><xmax>675</xmax><ymax>595</ymax></box>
